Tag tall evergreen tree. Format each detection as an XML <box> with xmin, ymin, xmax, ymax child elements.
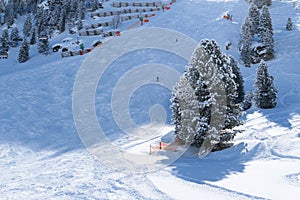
<box><xmin>220</xmin><ymin>55</ymin><xmax>242</xmax><ymax>131</ymax></box>
<box><xmin>10</xmin><ymin>27</ymin><xmax>20</xmax><ymax>47</ymax></box>
<box><xmin>4</xmin><ymin>1</ymin><xmax>15</xmax><ymax>27</ymax></box>
<box><xmin>0</xmin><ymin>29</ymin><xmax>9</xmax><ymax>52</ymax></box>
<box><xmin>254</xmin><ymin>61</ymin><xmax>277</xmax><ymax>108</ymax></box>
<box><xmin>58</xmin><ymin>6</ymin><xmax>67</xmax><ymax>33</ymax></box>
<box><xmin>171</xmin><ymin>40</ymin><xmax>244</xmax><ymax>153</ymax></box>
<box><xmin>260</xmin><ymin>28</ymin><xmax>274</xmax><ymax>56</ymax></box>
<box><xmin>38</xmin><ymin>31</ymin><xmax>49</xmax><ymax>55</ymax></box>
<box><xmin>200</xmin><ymin>39</ymin><xmax>243</xmax><ymax>137</ymax></box>
<box><xmin>240</xmin><ymin>17</ymin><xmax>254</xmax><ymax>67</ymax></box>
<box><xmin>76</xmin><ymin>0</ymin><xmax>85</xmax><ymax>21</ymax></box>
<box><xmin>23</xmin><ymin>15</ymin><xmax>32</xmax><ymax>38</ymax></box>
<box><xmin>18</xmin><ymin>39</ymin><xmax>29</xmax><ymax>63</ymax></box>
<box><xmin>259</xmin><ymin>5</ymin><xmax>273</xmax><ymax>33</ymax></box>
<box><xmin>259</xmin><ymin>6</ymin><xmax>274</xmax><ymax>58</ymax></box>
<box><xmin>248</xmin><ymin>3</ymin><xmax>260</xmax><ymax>35</ymax></box>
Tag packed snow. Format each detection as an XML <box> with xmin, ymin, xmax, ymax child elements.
<box><xmin>1</xmin><ymin>0</ymin><xmax>300</xmax><ymax>199</ymax></box>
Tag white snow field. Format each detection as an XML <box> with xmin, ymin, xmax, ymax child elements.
<box><xmin>1</xmin><ymin>0</ymin><xmax>300</xmax><ymax>199</ymax></box>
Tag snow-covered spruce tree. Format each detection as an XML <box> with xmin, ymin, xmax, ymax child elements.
<box><xmin>259</xmin><ymin>6</ymin><xmax>274</xmax><ymax>59</ymax></box>
<box><xmin>76</xmin><ymin>0</ymin><xmax>85</xmax><ymax>21</ymax></box>
<box><xmin>18</xmin><ymin>39</ymin><xmax>29</xmax><ymax>63</ymax></box>
<box><xmin>0</xmin><ymin>29</ymin><xmax>9</xmax><ymax>52</ymax></box>
<box><xmin>248</xmin><ymin>3</ymin><xmax>260</xmax><ymax>35</ymax></box>
<box><xmin>10</xmin><ymin>27</ymin><xmax>20</xmax><ymax>47</ymax></box>
<box><xmin>221</xmin><ymin>55</ymin><xmax>243</xmax><ymax>131</ymax></box>
<box><xmin>38</xmin><ymin>31</ymin><xmax>49</xmax><ymax>55</ymax></box>
<box><xmin>260</xmin><ymin>28</ymin><xmax>274</xmax><ymax>58</ymax></box>
<box><xmin>259</xmin><ymin>5</ymin><xmax>273</xmax><ymax>33</ymax></box>
<box><xmin>4</xmin><ymin>1</ymin><xmax>15</xmax><ymax>27</ymax></box>
<box><xmin>58</xmin><ymin>6</ymin><xmax>67</xmax><ymax>33</ymax></box>
<box><xmin>286</xmin><ymin>17</ymin><xmax>293</xmax><ymax>31</ymax></box>
<box><xmin>241</xmin><ymin>39</ymin><xmax>252</xmax><ymax>67</ymax></box>
<box><xmin>254</xmin><ymin>61</ymin><xmax>277</xmax><ymax>109</ymax></box>
<box><xmin>35</xmin><ymin>6</ymin><xmax>46</xmax><ymax>36</ymax></box>
<box><xmin>240</xmin><ymin>17</ymin><xmax>254</xmax><ymax>67</ymax></box>
<box><xmin>171</xmin><ymin>41</ymin><xmax>243</xmax><ymax>152</ymax></box>
<box><xmin>23</xmin><ymin>15</ymin><xmax>32</xmax><ymax>38</ymax></box>
<box><xmin>200</xmin><ymin>39</ymin><xmax>243</xmax><ymax>139</ymax></box>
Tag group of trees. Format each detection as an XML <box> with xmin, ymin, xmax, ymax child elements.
<box><xmin>0</xmin><ymin>0</ymin><xmax>95</xmax><ymax>62</ymax></box>
<box><xmin>171</xmin><ymin>39</ymin><xmax>277</xmax><ymax>154</ymax></box>
<box><xmin>0</xmin><ymin>0</ymin><xmax>101</xmax><ymax>62</ymax></box>
<box><xmin>171</xmin><ymin>39</ymin><xmax>245</xmax><ymax>153</ymax></box>
<box><xmin>239</xmin><ymin>3</ymin><xmax>274</xmax><ymax>67</ymax></box>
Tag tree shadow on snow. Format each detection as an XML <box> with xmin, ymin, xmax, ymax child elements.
<box><xmin>169</xmin><ymin>142</ymin><xmax>254</xmax><ymax>183</ymax></box>
<box><xmin>166</xmin><ymin>142</ymin><xmax>267</xmax><ymax>198</ymax></box>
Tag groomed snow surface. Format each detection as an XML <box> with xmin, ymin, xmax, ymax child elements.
<box><xmin>1</xmin><ymin>0</ymin><xmax>300</xmax><ymax>199</ymax></box>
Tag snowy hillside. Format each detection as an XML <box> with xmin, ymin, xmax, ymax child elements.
<box><xmin>1</xmin><ymin>0</ymin><xmax>300</xmax><ymax>199</ymax></box>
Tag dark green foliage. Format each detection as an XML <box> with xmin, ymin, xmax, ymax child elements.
<box><xmin>240</xmin><ymin>17</ymin><xmax>254</xmax><ymax>67</ymax></box>
<box><xmin>4</xmin><ymin>1</ymin><xmax>15</xmax><ymax>27</ymax></box>
<box><xmin>23</xmin><ymin>15</ymin><xmax>32</xmax><ymax>38</ymax></box>
<box><xmin>248</xmin><ymin>3</ymin><xmax>260</xmax><ymax>34</ymax></box>
<box><xmin>0</xmin><ymin>29</ymin><xmax>9</xmax><ymax>52</ymax></box>
<box><xmin>38</xmin><ymin>32</ymin><xmax>49</xmax><ymax>55</ymax></box>
<box><xmin>10</xmin><ymin>27</ymin><xmax>20</xmax><ymax>47</ymax></box>
<box><xmin>254</xmin><ymin>61</ymin><xmax>277</xmax><ymax>109</ymax></box>
<box><xmin>18</xmin><ymin>39</ymin><xmax>29</xmax><ymax>63</ymax></box>
<box><xmin>259</xmin><ymin>6</ymin><xmax>273</xmax><ymax>33</ymax></box>
<box><xmin>230</xmin><ymin>56</ymin><xmax>245</xmax><ymax>103</ymax></box>
<box><xmin>193</xmin><ymin>78</ymin><xmax>211</xmax><ymax>147</ymax></box>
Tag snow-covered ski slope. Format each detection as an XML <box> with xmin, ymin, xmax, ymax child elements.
<box><xmin>1</xmin><ymin>0</ymin><xmax>300</xmax><ymax>199</ymax></box>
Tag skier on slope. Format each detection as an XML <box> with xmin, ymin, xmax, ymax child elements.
<box><xmin>226</xmin><ymin>13</ymin><xmax>232</xmax><ymax>21</ymax></box>
<box><xmin>139</xmin><ymin>16</ymin><xmax>144</xmax><ymax>26</ymax></box>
